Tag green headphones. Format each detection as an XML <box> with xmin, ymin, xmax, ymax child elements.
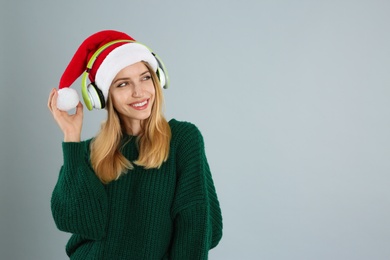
<box><xmin>81</xmin><ymin>40</ymin><xmax>169</xmax><ymax>110</ymax></box>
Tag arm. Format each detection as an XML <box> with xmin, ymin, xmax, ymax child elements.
<box><xmin>169</xmin><ymin>122</ymin><xmax>223</xmax><ymax>259</ymax></box>
<box><xmin>48</xmin><ymin>89</ymin><xmax>108</xmax><ymax>239</ymax></box>
<box><xmin>51</xmin><ymin>140</ymin><xmax>108</xmax><ymax>240</ymax></box>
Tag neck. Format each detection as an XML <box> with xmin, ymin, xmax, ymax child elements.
<box><xmin>122</xmin><ymin>119</ymin><xmax>143</xmax><ymax>136</ymax></box>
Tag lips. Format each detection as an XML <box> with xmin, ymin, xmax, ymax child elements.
<box><xmin>129</xmin><ymin>99</ymin><xmax>149</xmax><ymax>110</ymax></box>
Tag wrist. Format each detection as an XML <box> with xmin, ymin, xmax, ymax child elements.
<box><xmin>64</xmin><ymin>132</ymin><xmax>81</xmax><ymax>142</ymax></box>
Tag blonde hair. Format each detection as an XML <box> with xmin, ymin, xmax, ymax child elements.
<box><xmin>90</xmin><ymin>61</ymin><xmax>171</xmax><ymax>183</ymax></box>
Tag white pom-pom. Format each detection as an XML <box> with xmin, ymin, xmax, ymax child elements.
<box><xmin>57</xmin><ymin>88</ymin><xmax>80</xmax><ymax>111</ymax></box>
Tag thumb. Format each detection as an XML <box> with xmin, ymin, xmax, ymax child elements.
<box><xmin>75</xmin><ymin>102</ymin><xmax>84</xmax><ymax>116</ymax></box>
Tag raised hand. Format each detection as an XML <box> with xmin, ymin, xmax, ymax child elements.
<box><xmin>48</xmin><ymin>88</ymin><xmax>84</xmax><ymax>142</ymax></box>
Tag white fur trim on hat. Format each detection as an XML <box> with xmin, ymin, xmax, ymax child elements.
<box><xmin>95</xmin><ymin>43</ymin><xmax>158</xmax><ymax>101</ymax></box>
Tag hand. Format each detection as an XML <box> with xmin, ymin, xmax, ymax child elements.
<box><xmin>48</xmin><ymin>88</ymin><xmax>84</xmax><ymax>142</ymax></box>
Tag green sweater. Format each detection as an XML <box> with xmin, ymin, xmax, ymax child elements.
<box><xmin>51</xmin><ymin>119</ymin><xmax>223</xmax><ymax>259</ymax></box>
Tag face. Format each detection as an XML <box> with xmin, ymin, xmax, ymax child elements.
<box><xmin>109</xmin><ymin>62</ymin><xmax>155</xmax><ymax>131</ymax></box>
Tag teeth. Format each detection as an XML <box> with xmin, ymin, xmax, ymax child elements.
<box><xmin>132</xmin><ymin>100</ymin><xmax>147</xmax><ymax>107</ymax></box>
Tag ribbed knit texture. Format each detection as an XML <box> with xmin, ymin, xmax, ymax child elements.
<box><xmin>51</xmin><ymin>119</ymin><xmax>223</xmax><ymax>259</ymax></box>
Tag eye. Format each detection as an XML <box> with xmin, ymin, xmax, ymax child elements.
<box><xmin>116</xmin><ymin>82</ymin><xmax>128</xmax><ymax>88</ymax></box>
<box><xmin>142</xmin><ymin>74</ymin><xmax>152</xmax><ymax>81</ymax></box>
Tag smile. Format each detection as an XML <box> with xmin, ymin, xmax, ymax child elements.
<box><xmin>129</xmin><ymin>99</ymin><xmax>149</xmax><ymax>109</ymax></box>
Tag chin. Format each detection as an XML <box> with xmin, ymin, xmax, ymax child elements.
<box><xmin>135</xmin><ymin>111</ymin><xmax>152</xmax><ymax>121</ymax></box>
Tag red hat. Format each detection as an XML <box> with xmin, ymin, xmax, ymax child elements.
<box><xmin>56</xmin><ymin>30</ymin><xmax>160</xmax><ymax>111</ymax></box>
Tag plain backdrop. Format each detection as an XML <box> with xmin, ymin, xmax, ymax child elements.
<box><xmin>1</xmin><ymin>0</ymin><xmax>390</xmax><ymax>259</ymax></box>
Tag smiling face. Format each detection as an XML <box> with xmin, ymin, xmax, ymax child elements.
<box><xmin>109</xmin><ymin>61</ymin><xmax>156</xmax><ymax>134</ymax></box>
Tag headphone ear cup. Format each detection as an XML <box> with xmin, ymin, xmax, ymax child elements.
<box><xmin>157</xmin><ymin>67</ymin><xmax>166</xmax><ymax>88</ymax></box>
<box><xmin>152</xmin><ymin>53</ymin><xmax>169</xmax><ymax>89</ymax></box>
<box><xmin>87</xmin><ymin>83</ymin><xmax>106</xmax><ymax>109</ymax></box>
<box><xmin>81</xmin><ymin>69</ymin><xmax>106</xmax><ymax>110</ymax></box>
<box><xmin>81</xmin><ymin>71</ymin><xmax>94</xmax><ymax>110</ymax></box>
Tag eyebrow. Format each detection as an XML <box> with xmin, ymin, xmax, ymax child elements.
<box><xmin>112</xmin><ymin>70</ymin><xmax>150</xmax><ymax>84</ymax></box>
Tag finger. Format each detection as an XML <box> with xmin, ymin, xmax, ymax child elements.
<box><xmin>49</xmin><ymin>90</ymin><xmax>59</xmax><ymax>113</ymax></box>
<box><xmin>75</xmin><ymin>102</ymin><xmax>84</xmax><ymax>116</ymax></box>
<box><xmin>47</xmin><ymin>88</ymin><xmax>56</xmax><ymax>111</ymax></box>
<box><xmin>50</xmin><ymin>90</ymin><xmax>64</xmax><ymax>120</ymax></box>
<box><xmin>50</xmin><ymin>89</ymin><xmax>58</xmax><ymax>112</ymax></box>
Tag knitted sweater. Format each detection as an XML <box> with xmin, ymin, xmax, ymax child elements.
<box><xmin>51</xmin><ymin>119</ymin><xmax>223</xmax><ymax>259</ymax></box>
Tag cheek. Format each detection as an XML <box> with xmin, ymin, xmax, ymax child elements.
<box><xmin>148</xmin><ymin>84</ymin><xmax>156</xmax><ymax>97</ymax></box>
<box><xmin>110</xmin><ymin>92</ymin><xmax>124</xmax><ymax>108</ymax></box>
<box><xmin>150</xmin><ymin>89</ymin><xmax>158</xmax><ymax>109</ymax></box>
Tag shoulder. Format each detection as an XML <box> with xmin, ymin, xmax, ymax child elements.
<box><xmin>168</xmin><ymin>118</ymin><xmax>203</xmax><ymax>142</ymax></box>
<box><xmin>168</xmin><ymin>119</ymin><xmax>206</xmax><ymax>152</ymax></box>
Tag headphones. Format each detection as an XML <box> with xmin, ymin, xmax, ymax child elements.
<box><xmin>81</xmin><ymin>40</ymin><xmax>169</xmax><ymax>110</ymax></box>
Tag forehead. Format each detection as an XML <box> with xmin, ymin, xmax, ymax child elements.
<box><xmin>115</xmin><ymin>62</ymin><xmax>148</xmax><ymax>78</ymax></box>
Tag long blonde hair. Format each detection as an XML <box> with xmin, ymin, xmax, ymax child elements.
<box><xmin>90</xmin><ymin>61</ymin><xmax>171</xmax><ymax>183</ymax></box>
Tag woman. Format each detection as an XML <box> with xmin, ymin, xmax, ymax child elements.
<box><xmin>47</xmin><ymin>30</ymin><xmax>223</xmax><ymax>259</ymax></box>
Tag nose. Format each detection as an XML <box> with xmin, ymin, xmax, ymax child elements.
<box><xmin>132</xmin><ymin>84</ymin><xmax>144</xmax><ymax>98</ymax></box>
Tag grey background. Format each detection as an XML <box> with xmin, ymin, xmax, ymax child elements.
<box><xmin>1</xmin><ymin>0</ymin><xmax>390</xmax><ymax>259</ymax></box>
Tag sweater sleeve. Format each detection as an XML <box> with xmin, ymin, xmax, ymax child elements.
<box><xmin>169</xmin><ymin>122</ymin><xmax>223</xmax><ymax>259</ymax></box>
<box><xmin>51</xmin><ymin>140</ymin><xmax>108</xmax><ymax>240</ymax></box>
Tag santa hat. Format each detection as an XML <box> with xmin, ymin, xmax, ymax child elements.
<box><xmin>56</xmin><ymin>30</ymin><xmax>163</xmax><ymax>111</ymax></box>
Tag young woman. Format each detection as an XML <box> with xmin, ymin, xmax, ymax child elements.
<box><xmin>47</xmin><ymin>30</ymin><xmax>223</xmax><ymax>259</ymax></box>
